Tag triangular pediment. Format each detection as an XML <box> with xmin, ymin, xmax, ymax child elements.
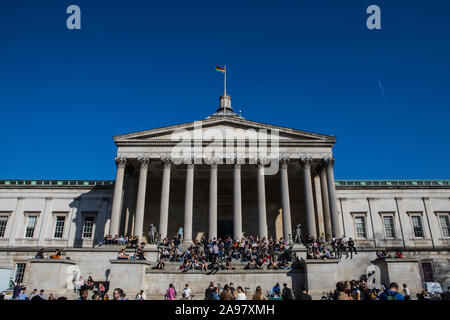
<box><xmin>114</xmin><ymin>117</ymin><xmax>335</xmax><ymax>144</ymax></box>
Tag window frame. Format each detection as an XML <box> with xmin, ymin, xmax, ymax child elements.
<box><xmin>352</xmin><ymin>213</ymin><xmax>367</xmax><ymax>239</ymax></box>
<box><xmin>24</xmin><ymin>214</ymin><xmax>38</xmax><ymax>239</ymax></box>
<box><xmin>409</xmin><ymin>213</ymin><xmax>425</xmax><ymax>239</ymax></box>
<box><xmin>53</xmin><ymin>215</ymin><xmax>66</xmax><ymax>239</ymax></box>
<box><xmin>380</xmin><ymin>214</ymin><xmax>396</xmax><ymax>239</ymax></box>
<box><xmin>0</xmin><ymin>214</ymin><xmax>9</xmax><ymax>238</ymax></box>
<box><xmin>420</xmin><ymin>261</ymin><xmax>435</xmax><ymax>282</ymax></box>
<box><xmin>14</xmin><ymin>263</ymin><xmax>26</xmax><ymax>284</ymax></box>
<box><xmin>436</xmin><ymin>212</ymin><xmax>450</xmax><ymax>238</ymax></box>
<box><xmin>82</xmin><ymin>216</ymin><xmax>95</xmax><ymax>240</ymax></box>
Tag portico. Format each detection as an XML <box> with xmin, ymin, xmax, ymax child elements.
<box><xmin>108</xmin><ymin>95</ymin><xmax>340</xmax><ymax>243</ymax></box>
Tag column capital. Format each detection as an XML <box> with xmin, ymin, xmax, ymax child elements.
<box><xmin>257</xmin><ymin>158</ymin><xmax>270</xmax><ymax>168</ymax></box>
<box><xmin>137</xmin><ymin>157</ymin><xmax>150</xmax><ymax>169</ymax></box>
<box><xmin>315</xmin><ymin>165</ymin><xmax>326</xmax><ymax>176</ymax></box>
<box><xmin>233</xmin><ymin>158</ymin><xmax>242</xmax><ymax>169</ymax></box>
<box><xmin>161</xmin><ymin>157</ymin><xmax>173</xmax><ymax>168</ymax></box>
<box><xmin>209</xmin><ymin>159</ymin><xmax>219</xmax><ymax>168</ymax></box>
<box><xmin>234</xmin><ymin>157</ymin><xmax>245</xmax><ymax>166</ymax></box>
<box><xmin>115</xmin><ymin>157</ymin><xmax>127</xmax><ymax>168</ymax></box>
<box><xmin>299</xmin><ymin>157</ymin><xmax>313</xmax><ymax>169</ymax></box>
<box><xmin>324</xmin><ymin>157</ymin><xmax>335</xmax><ymax>168</ymax></box>
<box><xmin>280</xmin><ymin>158</ymin><xmax>289</xmax><ymax>169</ymax></box>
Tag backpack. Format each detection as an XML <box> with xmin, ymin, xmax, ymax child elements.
<box><xmin>385</xmin><ymin>291</ymin><xmax>398</xmax><ymax>300</ymax></box>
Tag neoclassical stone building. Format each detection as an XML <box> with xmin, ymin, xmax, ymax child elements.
<box><xmin>0</xmin><ymin>94</ymin><xmax>449</xmax><ymax>296</ymax></box>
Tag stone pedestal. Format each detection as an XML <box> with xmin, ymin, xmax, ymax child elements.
<box><xmin>304</xmin><ymin>259</ymin><xmax>340</xmax><ymax>296</ymax></box>
<box><xmin>109</xmin><ymin>260</ymin><xmax>151</xmax><ymax>294</ymax></box>
<box><xmin>292</xmin><ymin>244</ymin><xmax>307</xmax><ymax>260</ymax></box>
<box><xmin>145</xmin><ymin>245</ymin><xmax>159</xmax><ymax>262</ymax></box>
<box><xmin>27</xmin><ymin>259</ymin><xmax>79</xmax><ymax>295</ymax></box>
<box><xmin>372</xmin><ymin>258</ymin><xmax>422</xmax><ymax>294</ymax></box>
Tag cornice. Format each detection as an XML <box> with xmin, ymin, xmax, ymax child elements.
<box><xmin>115</xmin><ymin>139</ymin><xmax>335</xmax><ymax>148</ymax></box>
<box><xmin>1</xmin><ymin>179</ymin><xmax>449</xmax><ymax>190</ymax></box>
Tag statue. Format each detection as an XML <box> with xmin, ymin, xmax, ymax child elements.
<box><xmin>293</xmin><ymin>224</ymin><xmax>302</xmax><ymax>244</ymax></box>
<box><xmin>148</xmin><ymin>224</ymin><xmax>157</xmax><ymax>244</ymax></box>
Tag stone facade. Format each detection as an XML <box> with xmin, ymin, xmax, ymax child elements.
<box><xmin>0</xmin><ymin>94</ymin><xmax>449</xmax><ymax>297</ymax></box>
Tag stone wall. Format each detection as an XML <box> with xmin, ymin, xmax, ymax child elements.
<box><xmin>0</xmin><ymin>182</ymin><xmax>449</xmax><ymax>250</ymax></box>
<box><xmin>0</xmin><ymin>248</ymin><xmax>444</xmax><ymax>299</ymax></box>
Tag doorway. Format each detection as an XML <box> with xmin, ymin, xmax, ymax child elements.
<box><xmin>218</xmin><ymin>220</ymin><xmax>233</xmax><ymax>240</ymax></box>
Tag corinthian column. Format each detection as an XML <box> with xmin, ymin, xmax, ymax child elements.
<box><xmin>110</xmin><ymin>157</ymin><xmax>127</xmax><ymax>236</ymax></box>
<box><xmin>280</xmin><ymin>158</ymin><xmax>292</xmax><ymax>243</ymax></box>
<box><xmin>233</xmin><ymin>161</ymin><xmax>242</xmax><ymax>240</ymax></box>
<box><xmin>208</xmin><ymin>162</ymin><xmax>218</xmax><ymax>240</ymax></box>
<box><xmin>300</xmin><ymin>158</ymin><xmax>316</xmax><ymax>238</ymax></box>
<box><xmin>325</xmin><ymin>158</ymin><xmax>341</xmax><ymax>237</ymax></box>
<box><xmin>319</xmin><ymin>167</ymin><xmax>332</xmax><ymax>241</ymax></box>
<box><xmin>159</xmin><ymin>158</ymin><xmax>172</xmax><ymax>240</ymax></box>
<box><xmin>134</xmin><ymin>157</ymin><xmax>150</xmax><ymax>238</ymax></box>
<box><xmin>257</xmin><ymin>160</ymin><xmax>268</xmax><ymax>239</ymax></box>
<box><xmin>183</xmin><ymin>160</ymin><xmax>194</xmax><ymax>243</ymax></box>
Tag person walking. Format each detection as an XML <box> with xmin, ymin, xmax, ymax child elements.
<box><xmin>182</xmin><ymin>284</ymin><xmax>191</xmax><ymax>300</ymax></box>
<box><xmin>165</xmin><ymin>283</ymin><xmax>177</xmax><ymax>300</ymax></box>
<box><xmin>402</xmin><ymin>284</ymin><xmax>411</xmax><ymax>300</ymax></box>
<box><xmin>281</xmin><ymin>283</ymin><xmax>294</xmax><ymax>300</ymax></box>
<box><xmin>135</xmin><ymin>289</ymin><xmax>146</xmax><ymax>300</ymax></box>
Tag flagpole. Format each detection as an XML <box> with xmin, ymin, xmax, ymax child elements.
<box><xmin>224</xmin><ymin>65</ymin><xmax>227</xmax><ymax>96</ymax></box>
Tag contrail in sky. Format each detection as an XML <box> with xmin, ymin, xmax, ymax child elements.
<box><xmin>378</xmin><ymin>80</ymin><xmax>385</xmax><ymax>97</ymax></box>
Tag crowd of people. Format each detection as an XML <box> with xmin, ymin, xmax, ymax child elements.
<box><xmin>376</xmin><ymin>249</ymin><xmax>405</xmax><ymax>259</ymax></box>
<box><xmin>163</xmin><ymin>281</ymin><xmax>311</xmax><ymax>300</ymax></box>
<box><xmin>34</xmin><ymin>248</ymin><xmax>64</xmax><ymax>260</ymax></box>
<box><xmin>9</xmin><ymin>280</ymin><xmax>450</xmax><ymax>300</ymax></box>
<box><xmin>99</xmin><ymin>234</ymin><xmax>140</xmax><ymax>247</ymax></box>
<box><xmin>320</xmin><ymin>280</ymin><xmax>449</xmax><ymax>300</ymax></box>
<box><xmin>305</xmin><ymin>235</ymin><xmax>358</xmax><ymax>260</ymax></box>
<box><xmin>154</xmin><ymin>235</ymin><xmax>302</xmax><ymax>272</ymax></box>
<box><xmin>12</xmin><ymin>287</ymin><xmax>55</xmax><ymax>300</ymax></box>
<box><xmin>17</xmin><ymin>229</ymin><xmax>447</xmax><ymax>302</ymax></box>
<box><xmin>10</xmin><ymin>279</ymin><xmax>131</xmax><ymax>301</ymax></box>
<box><xmin>324</xmin><ymin>281</ymin><xmax>414</xmax><ymax>300</ymax></box>
<box><xmin>116</xmin><ymin>243</ymin><xmax>147</xmax><ymax>260</ymax></box>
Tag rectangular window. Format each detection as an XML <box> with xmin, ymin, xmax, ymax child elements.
<box><xmin>82</xmin><ymin>217</ymin><xmax>94</xmax><ymax>239</ymax></box>
<box><xmin>54</xmin><ymin>216</ymin><xmax>65</xmax><ymax>239</ymax></box>
<box><xmin>14</xmin><ymin>263</ymin><xmax>26</xmax><ymax>284</ymax></box>
<box><xmin>25</xmin><ymin>216</ymin><xmax>37</xmax><ymax>238</ymax></box>
<box><xmin>421</xmin><ymin>262</ymin><xmax>434</xmax><ymax>282</ymax></box>
<box><xmin>439</xmin><ymin>215</ymin><xmax>450</xmax><ymax>238</ymax></box>
<box><xmin>354</xmin><ymin>216</ymin><xmax>367</xmax><ymax>239</ymax></box>
<box><xmin>383</xmin><ymin>216</ymin><xmax>395</xmax><ymax>238</ymax></box>
<box><xmin>0</xmin><ymin>216</ymin><xmax>8</xmax><ymax>237</ymax></box>
<box><xmin>411</xmin><ymin>215</ymin><xmax>424</xmax><ymax>238</ymax></box>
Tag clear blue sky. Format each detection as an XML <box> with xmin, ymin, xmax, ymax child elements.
<box><xmin>1</xmin><ymin>0</ymin><xmax>449</xmax><ymax>180</ymax></box>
